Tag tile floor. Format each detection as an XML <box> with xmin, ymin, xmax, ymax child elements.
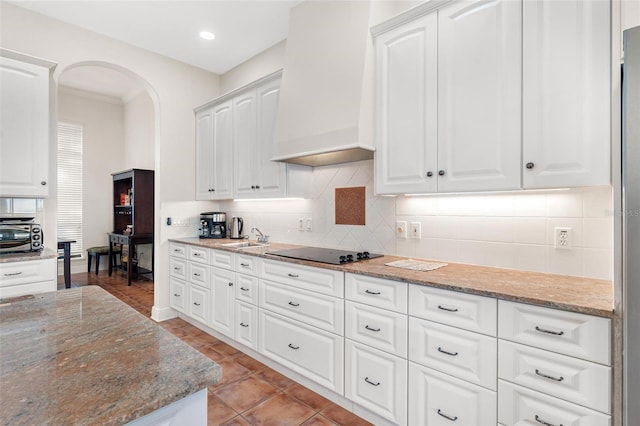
<box><xmin>58</xmin><ymin>271</ymin><xmax>372</xmax><ymax>426</ymax></box>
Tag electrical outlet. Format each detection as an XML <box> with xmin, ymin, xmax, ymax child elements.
<box><xmin>554</xmin><ymin>227</ymin><xmax>573</xmax><ymax>249</ymax></box>
<box><xmin>306</xmin><ymin>218</ymin><xmax>313</xmax><ymax>231</ymax></box>
<box><xmin>298</xmin><ymin>218</ymin><xmax>304</xmax><ymax>231</ymax></box>
<box><xmin>410</xmin><ymin>222</ymin><xmax>421</xmax><ymax>239</ymax></box>
<box><xmin>396</xmin><ymin>221</ymin><xmax>408</xmax><ymax>239</ymax></box>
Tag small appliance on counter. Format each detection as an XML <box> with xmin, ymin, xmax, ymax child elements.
<box><xmin>199</xmin><ymin>212</ymin><xmax>226</xmax><ymax>239</ymax></box>
<box><xmin>0</xmin><ymin>217</ymin><xmax>43</xmax><ymax>253</ymax></box>
<box><xmin>229</xmin><ymin>217</ymin><xmax>244</xmax><ymax>239</ymax></box>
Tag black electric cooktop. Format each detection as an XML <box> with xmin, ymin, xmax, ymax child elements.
<box><xmin>267</xmin><ymin>247</ymin><xmax>383</xmax><ymax>265</ymax></box>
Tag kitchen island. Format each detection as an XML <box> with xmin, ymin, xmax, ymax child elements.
<box><xmin>0</xmin><ymin>286</ymin><xmax>221</xmax><ymax>425</ymax></box>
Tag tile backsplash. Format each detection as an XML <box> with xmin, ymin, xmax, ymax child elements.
<box><xmin>213</xmin><ymin>161</ymin><xmax>612</xmax><ymax>280</ymax></box>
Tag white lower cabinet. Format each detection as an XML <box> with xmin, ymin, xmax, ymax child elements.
<box><xmin>345</xmin><ymin>340</ymin><xmax>407</xmax><ymax>425</ymax></box>
<box><xmin>188</xmin><ymin>284</ymin><xmax>209</xmax><ymax>325</ymax></box>
<box><xmin>259</xmin><ymin>309</ymin><xmax>343</xmax><ymax>394</ymax></box>
<box><xmin>169</xmin><ymin>277</ymin><xmax>186</xmax><ymax>313</ymax></box>
<box><xmin>0</xmin><ymin>258</ymin><xmax>57</xmax><ymax>298</ymax></box>
<box><xmin>345</xmin><ymin>300</ymin><xmax>407</xmax><ymax>358</ymax></box>
<box><xmin>235</xmin><ymin>301</ymin><xmax>258</xmax><ymax>350</ymax></box>
<box><xmin>498</xmin><ymin>381</ymin><xmax>610</xmax><ymax>426</ymax></box>
<box><xmin>210</xmin><ymin>266</ymin><xmax>235</xmax><ymax>337</ymax></box>
<box><xmin>409</xmin><ymin>362</ymin><xmax>497</xmax><ymax>426</ymax></box>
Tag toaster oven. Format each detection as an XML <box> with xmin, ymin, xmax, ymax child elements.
<box><xmin>0</xmin><ymin>221</ymin><xmax>44</xmax><ymax>253</ymax></box>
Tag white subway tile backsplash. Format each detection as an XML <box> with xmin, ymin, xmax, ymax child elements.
<box><xmin>415</xmin><ymin>237</ymin><xmax>437</xmax><ymax>260</ymax></box>
<box><xmin>0</xmin><ymin>198</ymin><xmax>11</xmax><ymax>214</ymax></box>
<box><xmin>435</xmin><ymin>238</ymin><xmax>462</xmax><ymax>262</ymax></box>
<box><xmin>547</xmin><ymin>247</ymin><xmax>583</xmax><ymax>277</ymax></box>
<box><xmin>512</xmin><ymin>217</ymin><xmax>547</xmax><ymax>245</ymax></box>
<box><xmin>511</xmin><ymin>244</ymin><xmax>547</xmax><ymax>273</ymax></box>
<box><xmin>396</xmin><ymin>238</ymin><xmax>415</xmax><ymax>258</ymax></box>
<box><xmin>582</xmin><ymin>218</ymin><xmax>613</xmax><ymax>249</ymax></box>
<box><xmin>12</xmin><ymin>198</ymin><xmax>38</xmax><ymax>214</ymax></box>
<box><xmin>582</xmin><ymin>186</ymin><xmax>613</xmax><ymax>218</ymax></box>
<box><xmin>483</xmin><ymin>217</ymin><xmax>516</xmax><ymax>243</ymax></box>
<box><xmin>513</xmin><ymin>193</ymin><xmax>547</xmax><ymax>217</ymax></box>
<box><xmin>583</xmin><ymin>248</ymin><xmax>614</xmax><ymax>281</ymax></box>
<box><xmin>546</xmin><ymin>190</ymin><xmax>583</xmax><ymax>217</ymax></box>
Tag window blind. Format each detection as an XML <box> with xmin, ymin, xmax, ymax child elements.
<box><xmin>57</xmin><ymin>122</ymin><xmax>83</xmax><ymax>257</ymax></box>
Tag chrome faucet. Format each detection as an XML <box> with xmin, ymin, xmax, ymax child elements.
<box><xmin>251</xmin><ymin>227</ymin><xmax>269</xmax><ymax>244</ymax></box>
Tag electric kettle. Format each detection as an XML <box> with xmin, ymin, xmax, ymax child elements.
<box><xmin>229</xmin><ymin>217</ymin><xmax>244</xmax><ymax>239</ymax></box>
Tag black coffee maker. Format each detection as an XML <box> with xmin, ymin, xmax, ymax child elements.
<box><xmin>200</xmin><ymin>212</ymin><xmax>226</xmax><ymax>239</ymax></box>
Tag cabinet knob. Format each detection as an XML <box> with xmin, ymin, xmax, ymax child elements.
<box><xmin>251</xmin><ymin>185</ymin><xmax>255</xmax><ymax>189</ymax></box>
<box><xmin>41</xmin><ymin>181</ymin><xmax>47</xmax><ymax>186</ymax></box>
<box><xmin>211</xmin><ymin>188</ymin><xmax>215</xmax><ymax>192</ymax></box>
<box><xmin>438</xmin><ymin>170</ymin><xmax>445</xmax><ymax>176</ymax></box>
<box><xmin>255</xmin><ymin>185</ymin><xmax>260</xmax><ymax>189</ymax></box>
<box><xmin>526</xmin><ymin>162</ymin><xmax>535</xmax><ymax>169</ymax></box>
<box><xmin>228</xmin><ymin>282</ymin><xmax>233</xmax><ymax>287</ymax></box>
<box><xmin>426</xmin><ymin>171</ymin><xmax>433</xmax><ymax>177</ymax></box>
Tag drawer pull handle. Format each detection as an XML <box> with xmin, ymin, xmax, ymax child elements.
<box><xmin>365</xmin><ymin>325</ymin><xmax>381</xmax><ymax>332</ymax></box>
<box><xmin>193</xmin><ymin>273</ymin><xmax>201</xmax><ymax>277</ymax></box>
<box><xmin>437</xmin><ymin>347</ymin><xmax>459</xmax><ymax>357</ymax></box>
<box><xmin>173</xmin><ymin>249</ymin><xmax>182</xmax><ymax>253</ymax></box>
<box><xmin>535</xmin><ymin>369</ymin><xmax>564</xmax><ymax>382</ymax></box>
<box><xmin>365</xmin><ymin>289</ymin><xmax>381</xmax><ymax>295</ymax></box>
<box><xmin>240</xmin><ymin>287</ymin><xmax>250</xmax><ymax>291</ymax></box>
<box><xmin>241</xmin><ymin>263</ymin><xmax>250</xmax><ymax>267</ymax></box>
<box><xmin>535</xmin><ymin>414</ymin><xmax>562</xmax><ymax>426</ymax></box>
<box><xmin>288</xmin><ymin>301</ymin><xmax>300</xmax><ymax>307</ymax></box>
<box><xmin>173</xmin><ymin>293</ymin><xmax>181</xmax><ymax>297</ymax></box>
<box><xmin>364</xmin><ymin>377</ymin><xmax>380</xmax><ymax>386</ymax></box>
<box><xmin>240</xmin><ymin>323</ymin><xmax>249</xmax><ymax>328</ymax></box>
<box><xmin>193</xmin><ymin>253</ymin><xmax>202</xmax><ymax>257</ymax></box>
<box><xmin>173</xmin><ymin>267</ymin><xmax>180</xmax><ymax>270</ymax></box>
<box><xmin>437</xmin><ymin>304</ymin><xmax>458</xmax><ymax>312</ymax></box>
<box><xmin>193</xmin><ymin>302</ymin><xmax>201</xmax><ymax>306</ymax></box>
<box><xmin>535</xmin><ymin>326</ymin><xmax>564</xmax><ymax>336</ymax></box>
<box><xmin>437</xmin><ymin>409</ymin><xmax>458</xmax><ymax>422</ymax></box>
<box><xmin>288</xmin><ymin>343</ymin><xmax>300</xmax><ymax>350</ymax></box>
<box><xmin>288</xmin><ymin>273</ymin><xmax>299</xmax><ymax>278</ymax></box>
<box><xmin>4</xmin><ymin>272</ymin><xmax>22</xmax><ymax>276</ymax></box>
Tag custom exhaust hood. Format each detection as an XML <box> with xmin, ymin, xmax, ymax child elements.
<box><xmin>272</xmin><ymin>0</ymin><xmax>375</xmax><ymax>167</ymax></box>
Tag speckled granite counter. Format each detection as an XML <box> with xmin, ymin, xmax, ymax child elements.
<box><xmin>0</xmin><ymin>247</ymin><xmax>57</xmax><ymax>263</ymax></box>
<box><xmin>172</xmin><ymin>237</ymin><xmax>613</xmax><ymax>318</ymax></box>
<box><xmin>0</xmin><ymin>286</ymin><xmax>221</xmax><ymax>425</ymax></box>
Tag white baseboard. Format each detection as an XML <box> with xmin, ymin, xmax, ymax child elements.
<box><xmin>151</xmin><ymin>305</ymin><xmax>177</xmax><ymax>322</ymax></box>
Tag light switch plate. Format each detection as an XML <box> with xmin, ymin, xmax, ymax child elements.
<box><xmin>410</xmin><ymin>222</ymin><xmax>421</xmax><ymax>239</ymax></box>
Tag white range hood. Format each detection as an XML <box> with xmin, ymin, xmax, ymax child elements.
<box><xmin>272</xmin><ymin>0</ymin><xmax>375</xmax><ymax>167</ymax></box>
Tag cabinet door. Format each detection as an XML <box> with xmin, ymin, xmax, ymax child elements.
<box><xmin>211</xmin><ymin>100</ymin><xmax>234</xmax><ymax>199</ymax></box>
<box><xmin>256</xmin><ymin>77</ymin><xmax>286</xmax><ymax>197</ymax></box>
<box><xmin>438</xmin><ymin>0</ymin><xmax>521</xmax><ymax>192</ymax></box>
<box><xmin>170</xmin><ymin>277</ymin><xmax>187</xmax><ymax>313</ymax></box>
<box><xmin>375</xmin><ymin>13</ymin><xmax>438</xmax><ymax>194</ymax></box>
<box><xmin>235</xmin><ymin>301</ymin><xmax>258</xmax><ymax>350</ymax></box>
<box><xmin>522</xmin><ymin>0</ymin><xmax>610</xmax><ymax>188</ymax></box>
<box><xmin>189</xmin><ymin>284</ymin><xmax>209</xmax><ymax>325</ymax></box>
<box><xmin>0</xmin><ymin>57</ymin><xmax>51</xmax><ymax>197</ymax></box>
<box><xmin>195</xmin><ymin>107</ymin><xmax>214</xmax><ymax>200</ymax></box>
<box><xmin>233</xmin><ymin>91</ymin><xmax>258</xmax><ymax>198</ymax></box>
<box><xmin>210</xmin><ymin>267</ymin><xmax>235</xmax><ymax>337</ymax></box>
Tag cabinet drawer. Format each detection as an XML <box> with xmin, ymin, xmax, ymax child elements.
<box><xmin>211</xmin><ymin>249</ymin><xmax>235</xmax><ymax>270</ymax></box>
<box><xmin>498</xmin><ymin>300</ymin><xmax>611</xmax><ymax>365</ymax></box>
<box><xmin>345</xmin><ymin>301</ymin><xmax>408</xmax><ymax>358</ymax></box>
<box><xmin>235</xmin><ymin>301</ymin><xmax>258</xmax><ymax>350</ymax></box>
<box><xmin>188</xmin><ymin>245</ymin><xmax>210</xmax><ymax>264</ymax></box>
<box><xmin>259</xmin><ymin>310</ymin><xmax>343</xmax><ymax>394</ymax></box>
<box><xmin>409</xmin><ymin>285</ymin><xmax>497</xmax><ymax>336</ymax></box>
<box><xmin>169</xmin><ymin>242</ymin><xmax>187</xmax><ymax>259</ymax></box>
<box><xmin>261</xmin><ymin>259</ymin><xmax>344</xmax><ymax>297</ymax></box>
<box><xmin>409</xmin><ymin>362</ymin><xmax>497</xmax><ymax>426</ymax></box>
<box><xmin>345</xmin><ymin>273</ymin><xmax>407</xmax><ymax>314</ymax></box>
<box><xmin>0</xmin><ymin>280</ymin><xmax>56</xmax><ymax>299</ymax></box>
<box><xmin>170</xmin><ymin>277</ymin><xmax>187</xmax><ymax>313</ymax></box>
<box><xmin>235</xmin><ymin>273</ymin><xmax>259</xmax><ymax>305</ymax></box>
<box><xmin>188</xmin><ymin>285</ymin><xmax>209</xmax><ymax>325</ymax></box>
<box><xmin>498</xmin><ymin>340</ymin><xmax>611</xmax><ymax>414</ymax></box>
<box><xmin>498</xmin><ymin>381</ymin><xmax>610</xmax><ymax>426</ymax></box>
<box><xmin>259</xmin><ymin>280</ymin><xmax>343</xmax><ymax>335</ymax></box>
<box><xmin>0</xmin><ymin>258</ymin><xmax>56</xmax><ymax>287</ymax></box>
<box><xmin>345</xmin><ymin>340</ymin><xmax>407</xmax><ymax>425</ymax></box>
<box><xmin>236</xmin><ymin>253</ymin><xmax>258</xmax><ymax>276</ymax></box>
<box><xmin>169</xmin><ymin>257</ymin><xmax>187</xmax><ymax>279</ymax></box>
<box><xmin>409</xmin><ymin>316</ymin><xmax>497</xmax><ymax>390</ymax></box>
<box><xmin>188</xmin><ymin>262</ymin><xmax>210</xmax><ymax>289</ymax></box>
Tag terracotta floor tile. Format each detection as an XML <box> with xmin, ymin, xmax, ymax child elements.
<box><xmin>256</xmin><ymin>368</ymin><xmax>297</xmax><ymax>390</ymax></box>
<box><xmin>213</xmin><ymin>342</ymin><xmax>241</xmax><ymax>357</ymax></box>
<box><xmin>320</xmin><ymin>403</ymin><xmax>373</xmax><ymax>426</ymax></box>
<box><xmin>300</xmin><ymin>414</ymin><xmax>339</xmax><ymax>426</ymax></box>
<box><xmin>214</xmin><ymin>375</ymin><xmax>278</xmax><ymax>413</ymax></box>
<box><xmin>219</xmin><ymin>415</ymin><xmax>252</xmax><ymax>426</ymax></box>
<box><xmin>286</xmin><ymin>384</ymin><xmax>332</xmax><ymax>411</ymax></box>
<box><xmin>198</xmin><ymin>344</ymin><xmax>227</xmax><ymax>361</ymax></box>
<box><xmin>230</xmin><ymin>352</ymin><xmax>267</xmax><ymax>373</ymax></box>
<box><xmin>207</xmin><ymin>393</ymin><xmax>238</xmax><ymax>425</ymax></box>
<box><xmin>242</xmin><ymin>393</ymin><xmax>315</xmax><ymax>426</ymax></box>
<box><xmin>208</xmin><ymin>358</ymin><xmax>252</xmax><ymax>389</ymax></box>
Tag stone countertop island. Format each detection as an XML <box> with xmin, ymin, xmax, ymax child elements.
<box><xmin>0</xmin><ymin>286</ymin><xmax>221</xmax><ymax>425</ymax></box>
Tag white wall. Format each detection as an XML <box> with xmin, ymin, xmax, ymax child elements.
<box><xmin>124</xmin><ymin>91</ymin><xmax>154</xmax><ymax>170</ymax></box>
<box><xmin>57</xmin><ymin>87</ymin><xmax>126</xmax><ymax>273</ymax></box>
<box><xmin>1</xmin><ymin>1</ymin><xmax>221</xmax><ymax>320</ymax></box>
<box><xmin>220</xmin><ymin>40</ymin><xmax>286</xmax><ymax>94</ymax></box>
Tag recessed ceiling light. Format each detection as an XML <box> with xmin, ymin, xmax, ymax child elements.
<box><xmin>199</xmin><ymin>31</ymin><xmax>215</xmax><ymax>41</ymax></box>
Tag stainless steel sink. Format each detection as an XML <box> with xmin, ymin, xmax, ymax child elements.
<box><xmin>221</xmin><ymin>241</ymin><xmax>267</xmax><ymax>249</ymax></box>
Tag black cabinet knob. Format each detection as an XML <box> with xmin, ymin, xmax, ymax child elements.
<box><xmin>526</xmin><ymin>162</ymin><xmax>535</xmax><ymax>169</ymax></box>
<box><xmin>41</xmin><ymin>181</ymin><xmax>47</xmax><ymax>186</ymax></box>
<box><xmin>438</xmin><ymin>170</ymin><xmax>445</xmax><ymax>176</ymax></box>
<box><xmin>251</xmin><ymin>185</ymin><xmax>255</xmax><ymax>189</ymax></box>
<box><xmin>255</xmin><ymin>185</ymin><xmax>260</xmax><ymax>189</ymax></box>
<box><xmin>426</xmin><ymin>171</ymin><xmax>433</xmax><ymax>177</ymax></box>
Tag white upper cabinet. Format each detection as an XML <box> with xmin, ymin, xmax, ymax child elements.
<box><xmin>233</xmin><ymin>90</ymin><xmax>258</xmax><ymax>197</ymax></box>
<box><xmin>522</xmin><ymin>0</ymin><xmax>610</xmax><ymax>189</ymax></box>
<box><xmin>437</xmin><ymin>0</ymin><xmax>522</xmax><ymax>192</ymax></box>
<box><xmin>375</xmin><ymin>13</ymin><xmax>438</xmax><ymax>194</ymax></box>
<box><xmin>0</xmin><ymin>54</ymin><xmax>54</xmax><ymax>198</ymax></box>
<box><xmin>195</xmin><ymin>100</ymin><xmax>233</xmax><ymax>200</ymax></box>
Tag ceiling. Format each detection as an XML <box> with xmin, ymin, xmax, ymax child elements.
<box><xmin>10</xmin><ymin>0</ymin><xmax>301</xmax><ymax>98</ymax></box>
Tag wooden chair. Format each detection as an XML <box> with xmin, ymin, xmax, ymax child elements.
<box><xmin>87</xmin><ymin>246</ymin><xmax>121</xmax><ymax>275</ymax></box>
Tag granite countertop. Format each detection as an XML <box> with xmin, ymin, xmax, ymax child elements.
<box><xmin>172</xmin><ymin>237</ymin><xmax>614</xmax><ymax>318</ymax></box>
<box><xmin>0</xmin><ymin>286</ymin><xmax>221</xmax><ymax>425</ymax></box>
<box><xmin>0</xmin><ymin>247</ymin><xmax>58</xmax><ymax>263</ymax></box>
